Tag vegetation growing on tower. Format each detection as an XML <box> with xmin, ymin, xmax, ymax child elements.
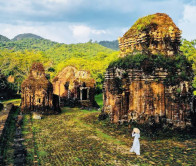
<box><xmin>109</xmin><ymin>53</ymin><xmax>193</xmax><ymax>86</ymax></box>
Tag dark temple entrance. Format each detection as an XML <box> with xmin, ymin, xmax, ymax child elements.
<box><xmin>82</xmin><ymin>89</ymin><xmax>88</xmax><ymax>100</ymax></box>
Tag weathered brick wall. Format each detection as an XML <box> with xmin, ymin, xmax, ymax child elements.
<box><xmin>118</xmin><ymin>13</ymin><xmax>181</xmax><ymax>57</ymax></box>
<box><xmin>52</xmin><ymin>66</ymin><xmax>98</xmax><ymax>108</ymax></box>
<box><xmin>103</xmin><ymin>68</ymin><xmax>192</xmax><ymax>127</ymax></box>
<box><xmin>103</xmin><ymin>13</ymin><xmax>193</xmax><ymax>128</ymax></box>
<box><xmin>21</xmin><ymin>62</ymin><xmax>59</xmax><ymax>115</ymax></box>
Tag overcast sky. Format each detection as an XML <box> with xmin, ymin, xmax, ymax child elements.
<box><xmin>0</xmin><ymin>0</ymin><xmax>195</xmax><ymax>44</ymax></box>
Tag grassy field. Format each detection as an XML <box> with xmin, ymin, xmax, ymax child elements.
<box><xmin>1</xmin><ymin>98</ymin><xmax>21</xmax><ymax>106</ymax></box>
<box><xmin>21</xmin><ymin>95</ymin><xmax>196</xmax><ymax>165</ymax></box>
<box><xmin>1</xmin><ymin>95</ymin><xmax>196</xmax><ymax>165</ymax></box>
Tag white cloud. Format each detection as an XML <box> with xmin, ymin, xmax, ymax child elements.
<box><xmin>0</xmin><ymin>21</ymin><xmax>125</xmax><ymax>44</ymax></box>
<box><xmin>182</xmin><ymin>4</ymin><xmax>196</xmax><ymax>21</ymax></box>
<box><xmin>45</xmin><ymin>0</ymin><xmax>69</xmax><ymax>3</ymax></box>
<box><xmin>86</xmin><ymin>0</ymin><xmax>136</xmax><ymax>13</ymax></box>
<box><xmin>0</xmin><ymin>22</ymin><xmax>74</xmax><ymax>43</ymax></box>
<box><xmin>178</xmin><ymin>5</ymin><xmax>196</xmax><ymax>40</ymax></box>
<box><xmin>0</xmin><ymin>0</ymin><xmax>31</xmax><ymax>13</ymax></box>
<box><xmin>0</xmin><ymin>0</ymin><xmax>195</xmax><ymax>43</ymax></box>
<box><xmin>70</xmin><ymin>25</ymin><xmax>107</xmax><ymax>43</ymax></box>
<box><xmin>71</xmin><ymin>25</ymin><xmax>91</xmax><ymax>41</ymax></box>
<box><xmin>91</xmin><ymin>29</ymin><xmax>106</xmax><ymax>35</ymax></box>
<box><xmin>41</xmin><ymin>0</ymin><xmax>84</xmax><ymax>10</ymax></box>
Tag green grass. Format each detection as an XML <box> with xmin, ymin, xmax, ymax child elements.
<box><xmin>22</xmin><ymin>114</ymin><xmax>35</xmax><ymax>165</ymax></box>
<box><xmin>38</xmin><ymin>150</ymin><xmax>48</xmax><ymax>157</ymax></box>
<box><xmin>95</xmin><ymin>93</ymin><xmax>103</xmax><ymax>108</ymax></box>
<box><xmin>20</xmin><ymin>94</ymin><xmax>196</xmax><ymax>165</ymax></box>
<box><xmin>95</xmin><ymin>129</ymin><xmax>123</xmax><ymax>145</ymax></box>
<box><xmin>22</xmin><ymin>108</ymin><xmax>136</xmax><ymax>165</ymax></box>
<box><xmin>21</xmin><ymin>107</ymin><xmax>196</xmax><ymax>165</ymax></box>
<box><xmin>1</xmin><ymin>98</ymin><xmax>21</xmax><ymax>106</ymax></box>
<box><xmin>82</xmin><ymin>111</ymin><xmax>196</xmax><ymax>165</ymax></box>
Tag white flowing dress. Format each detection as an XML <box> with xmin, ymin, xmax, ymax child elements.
<box><xmin>130</xmin><ymin>133</ymin><xmax>140</xmax><ymax>155</ymax></box>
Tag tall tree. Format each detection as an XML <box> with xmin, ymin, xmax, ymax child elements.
<box><xmin>180</xmin><ymin>39</ymin><xmax>196</xmax><ymax>95</ymax></box>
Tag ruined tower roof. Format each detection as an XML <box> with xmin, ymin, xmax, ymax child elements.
<box><xmin>21</xmin><ymin>62</ymin><xmax>52</xmax><ymax>90</ymax></box>
<box><xmin>30</xmin><ymin>62</ymin><xmax>45</xmax><ymax>72</ymax></box>
<box><xmin>118</xmin><ymin>13</ymin><xmax>181</xmax><ymax>56</ymax></box>
<box><xmin>53</xmin><ymin>66</ymin><xmax>95</xmax><ymax>88</ymax></box>
<box><xmin>122</xmin><ymin>13</ymin><xmax>180</xmax><ymax>40</ymax></box>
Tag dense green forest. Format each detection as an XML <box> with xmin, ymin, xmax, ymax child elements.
<box><xmin>180</xmin><ymin>39</ymin><xmax>196</xmax><ymax>95</ymax></box>
<box><xmin>0</xmin><ymin>70</ymin><xmax>17</xmax><ymax>99</ymax></box>
<box><xmin>0</xmin><ymin>33</ymin><xmax>195</xmax><ymax>95</ymax></box>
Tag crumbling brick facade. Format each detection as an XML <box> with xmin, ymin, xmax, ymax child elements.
<box><xmin>118</xmin><ymin>13</ymin><xmax>181</xmax><ymax>57</ymax></box>
<box><xmin>52</xmin><ymin>66</ymin><xmax>98</xmax><ymax>108</ymax></box>
<box><xmin>103</xmin><ymin>13</ymin><xmax>193</xmax><ymax>127</ymax></box>
<box><xmin>21</xmin><ymin>62</ymin><xmax>59</xmax><ymax>114</ymax></box>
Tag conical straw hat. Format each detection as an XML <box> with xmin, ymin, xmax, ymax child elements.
<box><xmin>133</xmin><ymin>128</ymin><xmax>140</xmax><ymax>134</ymax></box>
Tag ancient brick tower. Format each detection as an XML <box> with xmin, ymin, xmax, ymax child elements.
<box><xmin>21</xmin><ymin>62</ymin><xmax>59</xmax><ymax>114</ymax></box>
<box><xmin>118</xmin><ymin>13</ymin><xmax>181</xmax><ymax>57</ymax></box>
<box><xmin>52</xmin><ymin>66</ymin><xmax>98</xmax><ymax>108</ymax></box>
<box><xmin>103</xmin><ymin>13</ymin><xmax>193</xmax><ymax>127</ymax></box>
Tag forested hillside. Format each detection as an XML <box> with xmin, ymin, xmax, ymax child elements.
<box><xmin>0</xmin><ymin>38</ymin><xmax>57</xmax><ymax>51</ymax></box>
<box><xmin>0</xmin><ymin>33</ymin><xmax>195</xmax><ymax>95</ymax></box>
<box><xmin>12</xmin><ymin>33</ymin><xmax>43</xmax><ymax>41</ymax></box>
<box><xmin>45</xmin><ymin>42</ymin><xmax>119</xmax><ymax>91</ymax></box>
<box><xmin>0</xmin><ymin>35</ymin><xmax>10</xmax><ymax>42</ymax></box>
<box><xmin>98</xmin><ymin>40</ymin><xmax>119</xmax><ymax>50</ymax></box>
<box><xmin>0</xmin><ymin>34</ymin><xmax>119</xmax><ymax>93</ymax></box>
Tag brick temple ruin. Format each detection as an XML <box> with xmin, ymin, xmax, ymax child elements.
<box><xmin>52</xmin><ymin>66</ymin><xmax>98</xmax><ymax>108</ymax></box>
<box><xmin>118</xmin><ymin>13</ymin><xmax>181</xmax><ymax>57</ymax></box>
<box><xmin>21</xmin><ymin>62</ymin><xmax>60</xmax><ymax>114</ymax></box>
<box><xmin>103</xmin><ymin>13</ymin><xmax>193</xmax><ymax>127</ymax></box>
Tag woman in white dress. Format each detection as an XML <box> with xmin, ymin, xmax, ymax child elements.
<box><xmin>130</xmin><ymin>128</ymin><xmax>140</xmax><ymax>155</ymax></box>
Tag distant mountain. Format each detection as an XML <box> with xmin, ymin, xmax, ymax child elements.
<box><xmin>12</xmin><ymin>33</ymin><xmax>43</xmax><ymax>41</ymax></box>
<box><xmin>0</xmin><ymin>33</ymin><xmax>120</xmax><ymax>51</ymax></box>
<box><xmin>98</xmin><ymin>40</ymin><xmax>119</xmax><ymax>50</ymax></box>
<box><xmin>0</xmin><ymin>34</ymin><xmax>57</xmax><ymax>51</ymax></box>
<box><xmin>0</xmin><ymin>35</ymin><xmax>10</xmax><ymax>42</ymax></box>
<box><xmin>0</xmin><ymin>33</ymin><xmax>120</xmax><ymax>53</ymax></box>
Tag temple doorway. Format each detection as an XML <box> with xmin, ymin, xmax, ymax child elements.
<box><xmin>82</xmin><ymin>89</ymin><xmax>88</xmax><ymax>100</ymax></box>
<box><xmin>80</xmin><ymin>87</ymin><xmax>90</xmax><ymax>101</ymax></box>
